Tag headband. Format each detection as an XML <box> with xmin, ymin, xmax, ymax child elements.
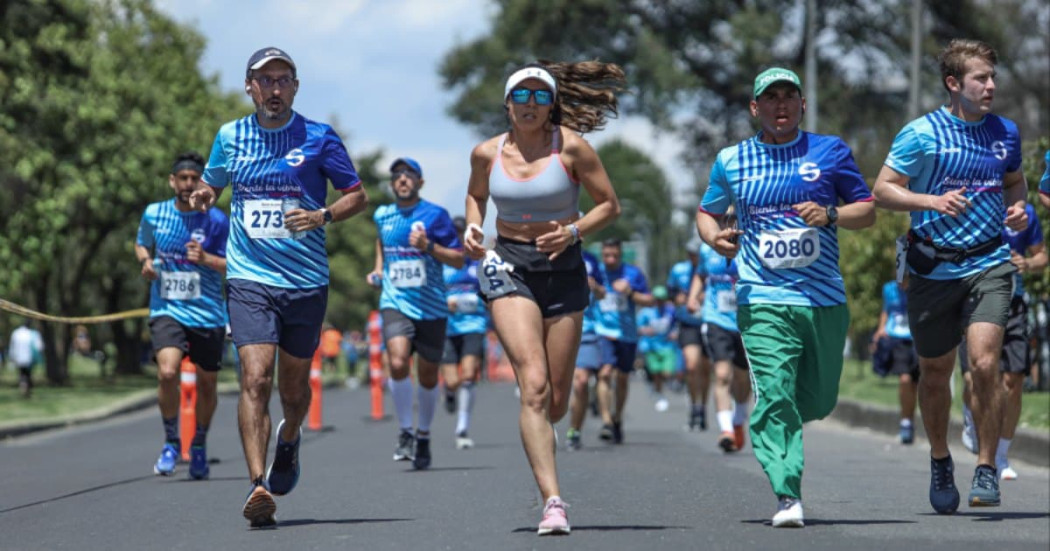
<box><xmin>504</xmin><ymin>67</ymin><xmax>558</xmax><ymax>100</ymax></box>
<box><xmin>171</xmin><ymin>159</ymin><xmax>204</xmax><ymax>175</ymax></box>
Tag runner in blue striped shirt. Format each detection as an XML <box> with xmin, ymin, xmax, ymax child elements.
<box><xmin>368</xmin><ymin>157</ymin><xmax>463</xmax><ymax>471</ymax></box>
<box><xmin>696</xmin><ymin>67</ymin><xmax>875</xmax><ymax>528</ymax></box>
<box><xmin>190</xmin><ymin>47</ymin><xmax>369</xmax><ymax>528</ymax></box>
<box><xmin>136</xmin><ymin>151</ymin><xmax>228</xmax><ymax>481</ymax></box>
<box><xmin>1039</xmin><ymin>150</ymin><xmax>1050</xmax><ymax>210</ymax></box>
<box><xmin>873</xmin><ymin>39</ymin><xmax>1029</xmax><ymax>513</ymax></box>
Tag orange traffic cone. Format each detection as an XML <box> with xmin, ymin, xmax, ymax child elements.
<box><xmin>368</xmin><ymin>310</ymin><xmax>385</xmax><ymax>420</ymax></box>
<box><xmin>308</xmin><ymin>348</ymin><xmax>322</xmax><ymax>431</ymax></box>
<box><xmin>179</xmin><ymin>356</ymin><xmax>197</xmax><ymax>461</ymax></box>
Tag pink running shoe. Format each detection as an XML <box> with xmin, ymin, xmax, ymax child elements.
<box><xmin>537</xmin><ymin>497</ymin><xmax>571</xmax><ymax>535</ymax></box>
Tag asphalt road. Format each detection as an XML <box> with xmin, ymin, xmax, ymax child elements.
<box><xmin>1</xmin><ymin>379</ymin><xmax>1047</xmax><ymax>551</ymax></box>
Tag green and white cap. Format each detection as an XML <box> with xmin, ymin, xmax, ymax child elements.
<box><xmin>753</xmin><ymin>67</ymin><xmax>802</xmax><ymax>98</ymax></box>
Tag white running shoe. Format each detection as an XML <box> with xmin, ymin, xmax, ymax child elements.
<box><xmin>997</xmin><ymin>462</ymin><xmax>1018</xmax><ymax>481</ymax></box>
<box><xmin>455</xmin><ymin>432</ymin><xmax>474</xmax><ymax>450</ymax></box>
<box><xmin>772</xmin><ymin>497</ymin><xmax>804</xmax><ymax>528</ymax></box>
<box><xmin>961</xmin><ymin>418</ymin><xmax>978</xmax><ymax>455</ymax></box>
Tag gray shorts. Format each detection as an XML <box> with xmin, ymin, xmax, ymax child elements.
<box><xmin>907</xmin><ymin>262</ymin><xmax>1014</xmax><ymax>358</ymax></box>
<box><xmin>381</xmin><ymin>309</ymin><xmax>447</xmax><ymax>364</ymax></box>
<box><xmin>958</xmin><ymin>295</ymin><xmax>1030</xmax><ymax>375</ymax></box>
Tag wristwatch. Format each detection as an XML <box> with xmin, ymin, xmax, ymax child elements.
<box><xmin>825</xmin><ymin>205</ymin><xmax>839</xmax><ymax>225</ymax></box>
<box><xmin>320</xmin><ymin>208</ymin><xmax>332</xmax><ymax>225</ymax></box>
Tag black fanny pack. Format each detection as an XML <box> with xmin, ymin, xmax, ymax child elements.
<box><xmin>905</xmin><ymin>230</ymin><xmax>1002</xmax><ymax>275</ymax></box>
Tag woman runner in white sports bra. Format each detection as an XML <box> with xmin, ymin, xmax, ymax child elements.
<box><xmin>463</xmin><ymin>61</ymin><xmax>623</xmax><ymax>536</ymax></box>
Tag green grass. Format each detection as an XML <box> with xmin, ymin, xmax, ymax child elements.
<box><xmin>840</xmin><ymin>359</ymin><xmax>1050</xmax><ymax>430</ymax></box>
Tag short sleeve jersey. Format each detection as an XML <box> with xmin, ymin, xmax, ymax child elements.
<box><xmin>666</xmin><ymin>258</ymin><xmax>703</xmax><ymax>326</ymax></box>
<box><xmin>375</xmin><ymin>200</ymin><xmax>462</xmax><ymax>321</ymax></box>
<box><xmin>700</xmin><ymin>131</ymin><xmax>873</xmax><ymax>307</ymax></box>
<box><xmin>201</xmin><ymin>112</ymin><xmax>361</xmax><ymax>289</ymax></box>
<box><xmin>881</xmin><ymin>281</ymin><xmax>911</xmax><ymax>340</ymax></box>
<box><xmin>1039</xmin><ymin>150</ymin><xmax>1050</xmax><ymax>199</ymax></box>
<box><xmin>696</xmin><ymin>243</ymin><xmax>739</xmax><ymax>332</ymax></box>
<box><xmin>136</xmin><ymin>200</ymin><xmax>229</xmax><ymax>328</ymax></box>
<box><xmin>1003</xmin><ymin>204</ymin><xmax>1043</xmax><ymax>297</ymax></box>
<box><xmin>581</xmin><ymin>251</ymin><xmax>605</xmax><ymax>336</ymax></box>
<box><xmin>884</xmin><ymin>108</ymin><xmax>1021</xmax><ymax>280</ymax></box>
<box><xmin>443</xmin><ymin>259</ymin><xmax>487</xmax><ymax>336</ymax></box>
<box><xmin>595</xmin><ymin>262</ymin><xmax>650</xmax><ymax>342</ymax></box>
<box><xmin>637</xmin><ymin>304</ymin><xmax>676</xmax><ymax>351</ymax></box>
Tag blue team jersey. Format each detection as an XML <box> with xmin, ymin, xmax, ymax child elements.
<box><xmin>443</xmin><ymin>260</ymin><xmax>487</xmax><ymax>336</ymax></box>
<box><xmin>696</xmin><ymin>243</ymin><xmax>739</xmax><ymax>332</ymax></box>
<box><xmin>581</xmin><ymin>251</ymin><xmax>605</xmax><ymax>335</ymax></box>
<box><xmin>666</xmin><ymin>258</ymin><xmax>703</xmax><ymax>326</ymax></box>
<box><xmin>884</xmin><ymin>108</ymin><xmax>1021</xmax><ymax>280</ymax></box>
<box><xmin>637</xmin><ymin>304</ymin><xmax>676</xmax><ymax>351</ymax></box>
<box><xmin>375</xmin><ymin>200</ymin><xmax>462</xmax><ymax>321</ymax></box>
<box><xmin>1039</xmin><ymin>150</ymin><xmax>1050</xmax><ymax>198</ymax></box>
<box><xmin>137</xmin><ymin>200</ymin><xmax>229</xmax><ymax>328</ymax></box>
<box><xmin>881</xmin><ymin>281</ymin><xmax>911</xmax><ymax>340</ymax></box>
<box><xmin>1003</xmin><ymin>204</ymin><xmax>1043</xmax><ymax>297</ymax></box>
<box><xmin>201</xmin><ymin>112</ymin><xmax>361</xmax><ymax>289</ymax></box>
<box><xmin>700</xmin><ymin>131</ymin><xmax>873</xmax><ymax>307</ymax></box>
<box><xmin>595</xmin><ymin>262</ymin><xmax>650</xmax><ymax>342</ymax></box>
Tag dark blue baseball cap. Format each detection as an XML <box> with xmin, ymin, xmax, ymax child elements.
<box><xmin>246</xmin><ymin>47</ymin><xmax>296</xmax><ymax>78</ymax></box>
<box><xmin>390</xmin><ymin>157</ymin><xmax>423</xmax><ymax>178</ymax></box>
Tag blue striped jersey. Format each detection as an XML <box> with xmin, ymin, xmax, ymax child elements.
<box><xmin>884</xmin><ymin>108</ymin><xmax>1021</xmax><ymax>280</ymax></box>
<box><xmin>666</xmin><ymin>258</ymin><xmax>703</xmax><ymax>326</ymax></box>
<box><xmin>1039</xmin><ymin>150</ymin><xmax>1050</xmax><ymax>198</ymax></box>
<box><xmin>700</xmin><ymin>131</ymin><xmax>872</xmax><ymax>307</ymax></box>
<box><xmin>636</xmin><ymin>304</ymin><xmax>675</xmax><ymax>352</ymax></box>
<box><xmin>136</xmin><ymin>200</ymin><xmax>228</xmax><ymax>328</ymax></box>
<box><xmin>201</xmin><ymin>112</ymin><xmax>361</xmax><ymax>289</ymax></box>
<box><xmin>375</xmin><ymin>200</ymin><xmax>462</xmax><ymax>320</ymax></box>
<box><xmin>881</xmin><ymin>281</ymin><xmax>911</xmax><ymax>340</ymax></box>
<box><xmin>595</xmin><ymin>262</ymin><xmax>649</xmax><ymax>342</ymax></box>
<box><xmin>696</xmin><ymin>243</ymin><xmax>739</xmax><ymax>332</ymax></box>
<box><xmin>581</xmin><ymin>251</ymin><xmax>604</xmax><ymax>335</ymax></box>
<box><xmin>443</xmin><ymin>260</ymin><xmax>487</xmax><ymax>336</ymax></box>
<box><xmin>1003</xmin><ymin>204</ymin><xmax>1042</xmax><ymax>297</ymax></box>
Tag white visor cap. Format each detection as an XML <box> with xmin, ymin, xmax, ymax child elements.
<box><xmin>504</xmin><ymin>67</ymin><xmax>558</xmax><ymax>100</ymax></box>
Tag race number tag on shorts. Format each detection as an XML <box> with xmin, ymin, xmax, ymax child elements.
<box><xmin>159</xmin><ymin>271</ymin><xmax>200</xmax><ymax>300</ymax></box>
<box><xmin>598</xmin><ymin>292</ymin><xmax>628</xmax><ymax>313</ymax></box>
<box><xmin>244</xmin><ymin>200</ymin><xmax>289</xmax><ymax>239</ymax></box>
<box><xmin>479</xmin><ymin>251</ymin><xmax>517</xmax><ymax>299</ymax></box>
<box><xmin>716</xmin><ymin>290</ymin><xmax>737</xmax><ymax>312</ymax></box>
<box><xmin>388</xmin><ymin>259</ymin><xmax>426</xmax><ymax>288</ymax></box>
<box><xmin>758</xmin><ymin>228</ymin><xmax>820</xmax><ymax>269</ymax></box>
<box><xmin>454</xmin><ymin>293</ymin><xmax>480</xmax><ymax>314</ymax></box>
<box><xmin>895</xmin><ymin>235</ymin><xmax>908</xmax><ymax>283</ymax></box>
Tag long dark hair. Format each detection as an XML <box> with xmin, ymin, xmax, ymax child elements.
<box><xmin>511</xmin><ymin>60</ymin><xmax>626</xmax><ymax>135</ymax></box>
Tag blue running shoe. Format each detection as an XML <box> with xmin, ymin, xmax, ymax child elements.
<box><xmin>900</xmin><ymin>423</ymin><xmax>914</xmax><ymax>445</ymax></box>
<box><xmin>412</xmin><ymin>437</ymin><xmax>431</xmax><ymax>470</ymax></box>
<box><xmin>189</xmin><ymin>445</ymin><xmax>210</xmax><ymax>480</ymax></box>
<box><xmin>242</xmin><ymin>478</ymin><xmax>276</xmax><ymax>528</ymax></box>
<box><xmin>929</xmin><ymin>455</ymin><xmax>960</xmax><ymax>514</ymax></box>
<box><xmin>153</xmin><ymin>443</ymin><xmax>179</xmax><ymax>476</ymax></box>
<box><xmin>266</xmin><ymin>419</ymin><xmax>301</xmax><ymax>496</ymax></box>
<box><xmin>968</xmin><ymin>465</ymin><xmax>1001</xmax><ymax>507</ymax></box>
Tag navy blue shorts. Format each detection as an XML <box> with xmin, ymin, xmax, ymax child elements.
<box><xmin>599</xmin><ymin>337</ymin><xmax>637</xmax><ymax>372</ymax></box>
<box><xmin>227</xmin><ymin>279</ymin><xmax>328</xmax><ymax>359</ymax></box>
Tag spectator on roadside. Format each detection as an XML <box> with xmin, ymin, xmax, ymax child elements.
<box><xmin>9</xmin><ymin>319</ymin><xmax>43</xmax><ymax>398</ymax></box>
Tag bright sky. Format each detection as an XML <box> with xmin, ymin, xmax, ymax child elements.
<box><xmin>155</xmin><ymin>0</ymin><xmax>693</xmax><ymax>232</ymax></box>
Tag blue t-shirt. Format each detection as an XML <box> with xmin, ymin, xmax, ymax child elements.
<box><xmin>443</xmin><ymin>259</ymin><xmax>487</xmax><ymax>336</ymax></box>
<box><xmin>696</xmin><ymin>243</ymin><xmax>739</xmax><ymax>332</ymax></box>
<box><xmin>1003</xmin><ymin>204</ymin><xmax>1043</xmax><ymax>297</ymax></box>
<box><xmin>136</xmin><ymin>200</ymin><xmax>229</xmax><ymax>328</ymax></box>
<box><xmin>375</xmin><ymin>200</ymin><xmax>462</xmax><ymax>321</ymax></box>
<box><xmin>581</xmin><ymin>251</ymin><xmax>605</xmax><ymax>336</ymax></box>
<box><xmin>595</xmin><ymin>262</ymin><xmax>650</xmax><ymax>342</ymax></box>
<box><xmin>1039</xmin><ymin>150</ymin><xmax>1050</xmax><ymax>198</ymax></box>
<box><xmin>666</xmin><ymin>258</ymin><xmax>703</xmax><ymax>326</ymax></box>
<box><xmin>700</xmin><ymin>131</ymin><xmax>873</xmax><ymax>307</ymax></box>
<box><xmin>881</xmin><ymin>281</ymin><xmax>911</xmax><ymax>340</ymax></box>
<box><xmin>201</xmin><ymin>112</ymin><xmax>362</xmax><ymax>289</ymax></box>
<box><xmin>884</xmin><ymin>108</ymin><xmax>1021</xmax><ymax>280</ymax></box>
<box><xmin>637</xmin><ymin>304</ymin><xmax>676</xmax><ymax>352</ymax></box>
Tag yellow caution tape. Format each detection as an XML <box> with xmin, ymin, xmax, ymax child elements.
<box><xmin>0</xmin><ymin>298</ymin><xmax>149</xmax><ymax>324</ymax></box>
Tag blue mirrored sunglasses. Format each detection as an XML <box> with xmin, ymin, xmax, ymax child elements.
<box><xmin>509</xmin><ymin>88</ymin><xmax>554</xmax><ymax>106</ymax></box>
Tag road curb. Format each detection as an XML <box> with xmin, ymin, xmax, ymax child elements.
<box><xmin>831</xmin><ymin>398</ymin><xmax>1050</xmax><ymax>469</ymax></box>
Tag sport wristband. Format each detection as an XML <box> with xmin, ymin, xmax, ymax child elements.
<box><xmin>567</xmin><ymin>223</ymin><xmax>580</xmax><ymax>245</ymax></box>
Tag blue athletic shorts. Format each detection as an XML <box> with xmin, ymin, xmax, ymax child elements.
<box><xmin>575</xmin><ymin>333</ymin><xmax>602</xmax><ymax>370</ymax></box>
<box><xmin>227</xmin><ymin>279</ymin><xmax>328</xmax><ymax>359</ymax></box>
<box><xmin>599</xmin><ymin>337</ymin><xmax>637</xmax><ymax>372</ymax></box>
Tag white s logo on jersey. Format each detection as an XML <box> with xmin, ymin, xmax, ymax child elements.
<box><xmin>798</xmin><ymin>162</ymin><xmax>821</xmax><ymax>182</ymax></box>
<box><xmin>991</xmin><ymin>141</ymin><xmax>1008</xmax><ymax>161</ymax></box>
<box><xmin>285</xmin><ymin>148</ymin><xmax>306</xmax><ymax>167</ymax></box>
